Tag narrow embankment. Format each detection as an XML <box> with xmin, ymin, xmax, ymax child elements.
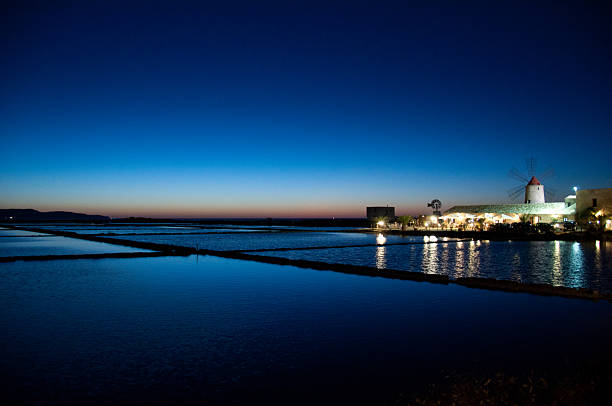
<box><xmin>361</xmin><ymin>228</ymin><xmax>611</xmax><ymax>242</ymax></box>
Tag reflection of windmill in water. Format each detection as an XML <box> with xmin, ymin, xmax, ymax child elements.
<box><xmin>507</xmin><ymin>158</ymin><xmax>556</xmax><ymax>203</ymax></box>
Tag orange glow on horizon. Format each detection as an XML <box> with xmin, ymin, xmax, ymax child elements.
<box><xmin>10</xmin><ymin>202</ymin><xmax>426</xmax><ymax>219</ymax></box>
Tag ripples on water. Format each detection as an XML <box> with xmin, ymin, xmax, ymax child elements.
<box><xmin>5</xmin><ymin>225</ymin><xmax>611</xmax><ymax>293</ymax></box>
<box><xmin>112</xmin><ymin>231</ymin><xmax>419</xmax><ymax>251</ymax></box>
<box><xmin>254</xmin><ymin>238</ymin><xmax>612</xmax><ymax>293</ymax></box>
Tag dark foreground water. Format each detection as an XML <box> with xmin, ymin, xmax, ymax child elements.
<box><xmin>1</xmin><ymin>255</ymin><xmax>611</xmax><ymax>405</ymax></box>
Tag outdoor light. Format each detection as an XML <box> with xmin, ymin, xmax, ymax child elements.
<box><xmin>573</xmin><ymin>186</ymin><xmax>578</xmax><ymax>193</ymax></box>
<box><xmin>377</xmin><ymin>220</ymin><xmax>385</xmax><ymax>227</ymax></box>
<box><xmin>376</xmin><ymin>233</ymin><xmax>386</xmax><ymax>245</ymax></box>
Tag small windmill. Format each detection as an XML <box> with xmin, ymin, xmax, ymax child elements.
<box><xmin>427</xmin><ymin>199</ymin><xmax>442</xmax><ymax>216</ymax></box>
<box><xmin>507</xmin><ymin>158</ymin><xmax>556</xmax><ymax>203</ymax></box>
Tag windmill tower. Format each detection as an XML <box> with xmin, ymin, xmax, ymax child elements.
<box><xmin>508</xmin><ymin>158</ymin><xmax>556</xmax><ymax>204</ymax></box>
<box><xmin>524</xmin><ymin>176</ymin><xmax>545</xmax><ymax>203</ymax></box>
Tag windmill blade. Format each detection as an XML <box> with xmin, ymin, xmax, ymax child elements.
<box><xmin>544</xmin><ymin>187</ymin><xmax>557</xmax><ymax>201</ymax></box>
<box><xmin>525</xmin><ymin>157</ymin><xmax>537</xmax><ymax>177</ymax></box>
<box><xmin>507</xmin><ymin>185</ymin><xmax>524</xmax><ymax>201</ymax></box>
<box><xmin>539</xmin><ymin>167</ymin><xmax>555</xmax><ymax>181</ymax></box>
<box><xmin>508</xmin><ymin>167</ymin><xmax>529</xmax><ymax>183</ymax></box>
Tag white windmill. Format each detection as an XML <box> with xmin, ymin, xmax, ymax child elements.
<box><xmin>507</xmin><ymin>158</ymin><xmax>556</xmax><ymax>204</ymax></box>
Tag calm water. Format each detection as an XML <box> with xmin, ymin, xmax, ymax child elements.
<box><xmin>19</xmin><ymin>225</ymin><xmax>612</xmax><ymax>292</ymax></box>
<box><xmin>110</xmin><ymin>231</ymin><xmax>418</xmax><ymax>251</ymax></box>
<box><xmin>1</xmin><ymin>255</ymin><xmax>611</xmax><ymax>404</ymax></box>
<box><xmin>254</xmin><ymin>239</ymin><xmax>612</xmax><ymax>292</ymax></box>
<box><xmin>0</xmin><ymin>228</ymin><xmax>153</xmax><ymax>257</ymax></box>
<box><xmin>0</xmin><ymin>228</ymin><xmax>52</xmax><ymax>237</ymax></box>
<box><xmin>102</xmin><ymin>230</ymin><xmax>612</xmax><ymax>293</ymax></box>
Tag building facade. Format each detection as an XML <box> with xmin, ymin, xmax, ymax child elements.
<box><xmin>366</xmin><ymin>206</ymin><xmax>395</xmax><ymax>221</ymax></box>
<box><xmin>576</xmin><ymin>188</ymin><xmax>612</xmax><ymax>216</ymax></box>
<box><xmin>443</xmin><ymin>202</ymin><xmax>575</xmax><ymax>226</ymax></box>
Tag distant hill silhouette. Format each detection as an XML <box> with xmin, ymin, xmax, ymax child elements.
<box><xmin>0</xmin><ymin>209</ymin><xmax>110</xmax><ymax>222</ymax></box>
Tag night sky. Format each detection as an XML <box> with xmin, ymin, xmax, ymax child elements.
<box><xmin>2</xmin><ymin>1</ymin><xmax>611</xmax><ymax>218</ymax></box>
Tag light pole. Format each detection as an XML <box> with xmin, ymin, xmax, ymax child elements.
<box><xmin>573</xmin><ymin>186</ymin><xmax>579</xmax><ymax>231</ymax></box>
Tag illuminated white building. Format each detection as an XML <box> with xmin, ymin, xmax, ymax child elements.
<box><xmin>443</xmin><ymin>177</ymin><xmax>576</xmax><ymax>226</ymax></box>
<box><xmin>525</xmin><ymin>176</ymin><xmax>545</xmax><ymax>203</ymax></box>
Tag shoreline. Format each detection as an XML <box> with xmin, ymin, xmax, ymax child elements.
<box><xmin>361</xmin><ymin>228</ymin><xmax>612</xmax><ymax>242</ymax></box>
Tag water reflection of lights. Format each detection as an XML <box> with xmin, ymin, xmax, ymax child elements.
<box><xmin>440</xmin><ymin>242</ymin><xmax>450</xmax><ymax>272</ymax></box>
<box><xmin>376</xmin><ymin>246</ymin><xmax>386</xmax><ymax>269</ymax></box>
<box><xmin>569</xmin><ymin>242</ymin><xmax>585</xmax><ymax>287</ymax></box>
<box><xmin>467</xmin><ymin>239</ymin><xmax>479</xmax><ymax>277</ymax></box>
<box><xmin>594</xmin><ymin>240</ymin><xmax>602</xmax><ymax>273</ymax></box>
<box><xmin>454</xmin><ymin>241</ymin><xmax>465</xmax><ymax>278</ymax></box>
<box><xmin>422</xmin><ymin>240</ymin><xmax>438</xmax><ymax>275</ymax></box>
<box><xmin>511</xmin><ymin>253</ymin><xmax>521</xmax><ymax>282</ymax></box>
<box><xmin>376</xmin><ymin>233</ymin><xmax>386</xmax><ymax>245</ymax></box>
<box><xmin>551</xmin><ymin>240</ymin><xmax>562</xmax><ymax>286</ymax></box>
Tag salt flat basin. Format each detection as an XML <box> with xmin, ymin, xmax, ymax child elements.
<box><xmin>252</xmin><ymin>239</ymin><xmax>612</xmax><ymax>293</ymax></box>
<box><xmin>110</xmin><ymin>231</ymin><xmax>421</xmax><ymax>251</ymax></box>
<box><xmin>105</xmin><ymin>229</ymin><xmax>612</xmax><ymax>293</ymax></box>
<box><xmin>0</xmin><ymin>235</ymin><xmax>154</xmax><ymax>257</ymax></box>
<box><xmin>0</xmin><ymin>227</ymin><xmax>52</xmax><ymax>237</ymax></box>
<box><xmin>0</xmin><ymin>255</ymin><xmax>611</xmax><ymax>404</ymax></box>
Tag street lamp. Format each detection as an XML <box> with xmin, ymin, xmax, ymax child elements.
<box><xmin>573</xmin><ymin>186</ymin><xmax>578</xmax><ymax>194</ymax></box>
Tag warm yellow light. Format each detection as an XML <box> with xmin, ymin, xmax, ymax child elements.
<box><xmin>431</xmin><ymin>216</ymin><xmax>437</xmax><ymax>222</ymax></box>
<box><xmin>424</xmin><ymin>222</ymin><xmax>429</xmax><ymax>227</ymax></box>
<box><xmin>376</xmin><ymin>233</ymin><xmax>386</xmax><ymax>245</ymax></box>
<box><xmin>377</xmin><ymin>220</ymin><xmax>385</xmax><ymax>227</ymax></box>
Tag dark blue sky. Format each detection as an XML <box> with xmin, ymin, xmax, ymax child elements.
<box><xmin>2</xmin><ymin>1</ymin><xmax>611</xmax><ymax>217</ymax></box>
